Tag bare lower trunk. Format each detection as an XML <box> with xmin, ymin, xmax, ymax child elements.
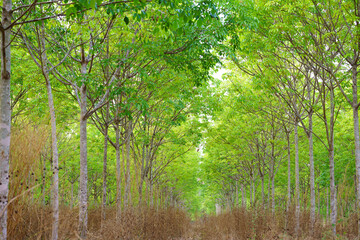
<box><xmin>46</xmin><ymin>75</ymin><xmax>59</xmax><ymax>240</ymax></box>
<box><xmin>329</xmin><ymin>147</ymin><xmax>337</xmax><ymax>237</ymax></box>
<box><xmin>250</xmin><ymin>176</ymin><xmax>253</xmax><ymax>207</ymax></box>
<box><xmin>326</xmin><ymin>187</ymin><xmax>329</xmax><ymax>223</ymax></box>
<box><xmin>261</xmin><ymin>174</ymin><xmax>264</xmax><ymax>207</ymax></box>
<box><xmin>295</xmin><ymin>122</ymin><xmax>300</xmax><ymax>236</ymax></box>
<box><xmin>330</xmin><ymin>87</ymin><xmax>337</xmax><ymax>237</ymax></box>
<box><xmin>42</xmin><ymin>156</ymin><xmax>47</xmax><ymax>205</ymax></box>
<box><xmin>354</xmin><ymin>107</ymin><xmax>360</xmax><ymax>235</ymax></box>
<box><xmin>252</xmin><ymin>179</ymin><xmax>256</xmax><ymax>207</ymax></box>
<box><xmin>241</xmin><ymin>184</ymin><xmax>245</xmax><ymax>208</ymax></box>
<box><xmin>235</xmin><ymin>182</ymin><xmax>239</xmax><ymax>207</ymax></box>
<box><xmin>352</xmin><ymin>64</ymin><xmax>360</xmax><ymax>236</ymax></box>
<box><xmin>0</xmin><ymin>2</ymin><xmax>11</xmax><ymax>238</ymax></box>
<box><xmin>79</xmin><ymin>84</ymin><xmax>88</xmax><ymax>239</ymax></box>
<box><xmin>115</xmin><ymin>123</ymin><xmax>121</xmax><ymax>219</ymax></box>
<box><xmin>101</xmin><ymin>124</ymin><xmax>108</xmax><ymax>225</ymax></box>
<box><xmin>271</xmin><ymin>175</ymin><xmax>275</xmax><ymax>214</ymax></box>
<box><xmin>150</xmin><ymin>181</ymin><xmax>154</xmax><ymax>207</ymax></box>
<box><xmin>307</xmin><ymin>80</ymin><xmax>316</xmax><ymax>234</ymax></box>
<box><xmin>286</xmin><ymin>132</ymin><xmax>291</xmax><ymax>229</ymax></box>
<box><xmin>71</xmin><ymin>182</ymin><xmax>74</xmax><ymax>208</ymax></box>
<box><xmin>39</xmin><ymin>23</ymin><xmax>59</xmax><ymax>239</ymax></box>
<box><xmin>125</xmin><ymin>120</ymin><xmax>132</xmax><ymax>207</ymax></box>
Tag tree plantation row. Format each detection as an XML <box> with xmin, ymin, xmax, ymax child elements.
<box><xmin>2</xmin><ymin>0</ymin><xmax>360</xmax><ymax>240</ymax></box>
<box><xmin>194</xmin><ymin>0</ymin><xmax>360</xmax><ymax>239</ymax></box>
<box><xmin>0</xmin><ymin>0</ymin><xmax>238</xmax><ymax>239</ymax></box>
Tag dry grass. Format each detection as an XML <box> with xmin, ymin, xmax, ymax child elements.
<box><xmin>8</xmin><ymin>206</ymin><xmax>191</xmax><ymax>240</ymax></box>
<box><xmin>196</xmin><ymin>207</ymin><xmax>356</xmax><ymax>240</ymax></box>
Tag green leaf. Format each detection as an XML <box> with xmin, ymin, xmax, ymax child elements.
<box><xmin>124</xmin><ymin>16</ymin><xmax>129</xmax><ymax>25</ymax></box>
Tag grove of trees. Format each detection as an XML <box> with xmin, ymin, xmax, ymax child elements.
<box><xmin>2</xmin><ymin>0</ymin><xmax>360</xmax><ymax>239</ymax></box>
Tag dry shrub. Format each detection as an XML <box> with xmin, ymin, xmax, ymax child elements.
<box><xmin>8</xmin><ymin>123</ymin><xmax>50</xmax><ymax>239</ymax></box>
<box><xmin>95</xmin><ymin>207</ymin><xmax>190</xmax><ymax>240</ymax></box>
<box><xmin>8</xmin><ymin>205</ymin><xmax>190</xmax><ymax>240</ymax></box>
<box><xmin>337</xmin><ymin>212</ymin><xmax>358</xmax><ymax>239</ymax></box>
<box><xmin>198</xmin><ymin>206</ymin><xmax>330</xmax><ymax>240</ymax></box>
<box><xmin>199</xmin><ymin>208</ymin><xmax>255</xmax><ymax>240</ymax></box>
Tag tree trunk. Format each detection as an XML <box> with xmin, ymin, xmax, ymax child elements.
<box><xmin>101</xmin><ymin>123</ymin><xmax>108</xmax><ymax>225</ymax></box>
<box><xmin>42</xmin><ymin>155</ymin><xmax>47</xmax><ymax>206</ymax></box>
<box><xmin>79</xmin><ymin>82</ymin><xmax>88</xmax><ymax>239</ymax></box>
<box><xmin>241</xmin><ymin>184</ymin><xmax>245</xmax><ymax>208</ymax></box>
<box><xmin>115</xmin><ymin>122</ymin><xmax>122</xmax><ymax>219</ymax></box>
<box><xmin>250</xmin><ymin>176</ymin><xmax>253</xmax><ymax>207</ymax></box>
<box><xmin>235</xmin><ymin>181</ymin><xmax>239</xmax><ymax>207</ymax></box>
<box><xmin>261</xmin><ymin>173</ymin><xmax>264</xmax><ymax>207</ymax></box>
<box><xmin>307</xmin><ymin>83</ymin><xmax>316</xmax><ymax>235</ymax></box>
<box><xmin>329</xmin><ymin>87</ymin><xmax>337</xmax><ymax>237</ymax></box>
<box><xmin>352</xmin><ymin>65</ymin><xmax>360</xmax><ymax>237</ymax></box>
<box><xmin>39</xmin><ymin>22</ymin><xmax>59</xmax><ymax>240</ymax></box>
<box><xmin>45</xmin><ymin>69</ymin><xmax>59</xmax><ymax>240</ymax></box>
<box><xmin>124</xmin><ymin>120</ymin><xmax>132</xmax><ymax>207</ymax></box>
<box><xmin>295</xmin><ymin>122</ymin><xmax>300</xmax><ymax>237</ymax></box>
<box><xmin>271</xmin><ymin>173</ymin><xmax>275</xmax><ymax>215</ymax></box>
<box><xmin>0</xmin><ymin>1</ymin><xmax>11</xmax><ymax>238</ymax></box>
<box><xmin>71</xmin><ymin>182</ymin><xmax>74</xmax><ymax>209</ymax></box>
<box><xmin>286</xmin><ymin>131</ymin><xmax>291</xmax><ymax>229</ymax></box>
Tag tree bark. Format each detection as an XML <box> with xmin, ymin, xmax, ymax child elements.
<box><xmin>271</xmin><ymin>171</ymin><xmax>275</xmax><ymax>215</ymax></box>
<box><xmin>45</xmin><ymin>62</ymin><xmax>59</xmax><ymax>240</ymax></box>
<box><xmin>101</xmin><ymin>121</ymin><xmax>108</xmax><ymax>225</ymax></box>
<box><xmin>125</xmin><ymin>120</ymin><xmax>132</xmax><ymax>207</ymax></box>
<box><xmin>79</xmin><ymin>81</ymin><xmax>88</xmax><ymax>239</ymax></box>
<box><xmin>307</xmin><ymin>83</ymin><xmax>316</xmax><ymax>235</ymax></box>
<box><xmin>352</xmin><ymin>64</ymin><xmax>360</xmax><ymax>237</ymax></box>
<box><xmin>295</xmin><ymin>122</ymin><xmax>300</xmax><ymax>237</ymax></box>
<box><xmin>0</xmin><ymin>1</ymin><xmax>11</xmax><ymax>238</ymax></box>
<box><xmin>329</xmin><ymin>87</ymin><xmax>337</xmax><ymax>237</ymax></box>
<box><xmin>241</xmin><ymin>184</ymin><xmax>245</xmax><ymax>208</ymax></box>
<box><xmin>235</xmin><ymin>181</ymin><xmax>239</xmax><ymax>207</ymax></box>
<box><xmin>286</xmin><ymin>131</ymin><xmax>291</xmax><ymax>229</ymax></box>
<box><xmin>39</xmin><ymin>22</ymin><xmax>60</xmax><ymax>240</ymax></box>
<box><xmin>115</xmin><ymin>122</ymin><xmax>122</xmax><ymax>220</ymax></box>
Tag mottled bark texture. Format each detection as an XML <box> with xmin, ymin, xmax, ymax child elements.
<box><xmin>0</xmin><ymin>1</ymin><xmax>11</xmax><ymax>239</ymax></box>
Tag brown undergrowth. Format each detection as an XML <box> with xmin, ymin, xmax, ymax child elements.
<box><xmin>198</xmin><ymin>207</ymin><xmax>358</xmax><ymax>240</ymax></box>
<box><xmin>7</xmin><ymin>204</ymin><xmax>360</xmax><ymax>240</ymax></box>
<box><xmin>8</xmin><ymin>205</ymin><xmax>191</xmax><ymax>240</ymax></box>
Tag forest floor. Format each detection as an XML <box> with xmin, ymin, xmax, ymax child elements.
<box><xmin>6</xmin><ymin>204</ymin><xmax>358</xmax><ymax>239</ymax></box>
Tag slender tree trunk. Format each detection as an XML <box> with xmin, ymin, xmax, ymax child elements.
<box><xmin>150</xmin><ymin>182</ymin><xmax>154</xmax><ymax>207</ymax></box>
<box><xmin>101</xmin><ymin>122</ymin><xmax>109</xmax><ymax>225</ymax></box>
<box><xmin>42</xmin><ymin>155</ymin><xmax>47</xmax><ymax>206</ymax></box>
<box><xmin>271</xmin><ymin>174</ymin><xmax>275</xmax><ymax>215</ymax></box>
<box><xmin>329</xmin><ymin>87</ymin><xmax>337</xmax><ymax>237</ymax></box>
<box><xmin>252</xmin><ymin>179</ymin><xmax>256</xmax><ymax>207</ymax></box>
<box><xmin>0</xmin><ymin>1</ymin><xmax>11</xmax><ymax>238</ymax></box>
<box><xmin>261</xmin><ymin>173</ymin><xmax>264</xmax><ymax>207</ymax></box>
<box><xmin>139</xmin><ymin>143</ymin><xmax>148</xmax><ymax>206</ymax></box>
<box><xmin>241</xmin><ymin>184</ymin><xmax>245</xmax><ymax>208</ymax></box>
<box><xmin>79</xmin><ymin>81</ymin><xmax>88</xmax><ymax>239</ymax></box>
<box><xmin>124</xmin><ymin>120</ymin><xmax>132</xmax><ymax>207</ymax></box>
<box><xmin>115</xmin><ymin>122</ymin><xmax>122</xmax><ymax>219</ymax></box>
<box><xmin>71</xmin><ymin>182</ymin><xmax>74</xmax><ymax>209</ymax></box>
<box><xmin>268</xmin><ymin>169</ymin><xmax>271</xmax><ymax>208</ymax></box>
<box><xmin>45</xmin><ymin>69</ymin><xmax>59</xmax><ymax>240</ymax></box>
<box><xmin>39</xmin><ymin>22</ymin><xmax>60</xmax><ymax>240</ymax></box>
<box><xmin>235</xmin><ymin>181</ymin><xmax>239</xmax><ymax>207</ymax></box>
<box><xmin>352</xmin><ymin>65</ymin><xmax>360</xmax><ymax>237</ymax></box>
<box><xmin>295</xmin><ymin>122</ymin><xmax>300</xmax><ymax>237</ymax></box>
<box><xmin>286</xmin><ymin>131</ymin><xmax>291</xmax><ymax>229</ymax></box>
<box><xmin>250</xmin><ymin>175</ymin><xmax>253</xmax><ymax>207</ymax></box>
<box><xmin>307</xmin><ymin>83</ymin><xmax>316</xmax><ymax>235</ymax></box>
